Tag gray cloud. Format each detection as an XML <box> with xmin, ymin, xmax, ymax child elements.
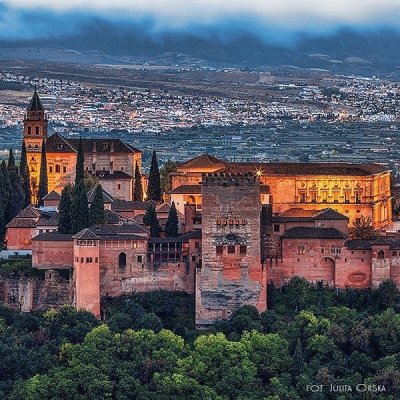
<box><xmin>5</xmin><ymin>0</ymin><xmax>400</xmax><ymax>31</ymax></box>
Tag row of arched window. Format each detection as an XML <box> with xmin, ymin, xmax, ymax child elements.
<box><xmin>26</xmin><ymin>126</ymin><xmax>41</xmax><ymax>136</ymax></box>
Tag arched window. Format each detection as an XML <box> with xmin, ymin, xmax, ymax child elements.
<box><xmin>118</xmin><ymin>252</ymin><xmax>127</xmax><ymax>268</ymax></box>
<box><xmin>35</xmin><ymin>126</ymin><xmax>40</xmax><ymax>135</ymax></box>
<box><xmin>187</xmin><ymin>195</ymin><xmax>195</xmax><ymax>205</ymax></box>
<box><xmin>377</xmin><ymin>250</ymin><xmax>385</xmax><ymax>260</ymax></box>
<box><xmin>27</xmin><ymin>126</ymin><xmax>32</xmax><ymax>135</ymax></box>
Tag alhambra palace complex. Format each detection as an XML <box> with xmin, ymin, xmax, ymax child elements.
<box><xmin>2</xmin><ymin>91</ymin><xmax>397</xmax><ymax>326</ymax></box>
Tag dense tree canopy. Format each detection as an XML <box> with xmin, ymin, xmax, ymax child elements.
<box><xmin>1</xmin><ymin>281</ymin><xmax>400</xmax><ymax>399</ymax></box>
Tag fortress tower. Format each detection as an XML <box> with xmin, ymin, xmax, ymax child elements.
<box><xmin>196</xmin><ymin>173</ymin><xmax>267</xmax><ymax>327</ymax></box>
<box><xmin>23</xmin><ymin>88</ymin><xmax>48</xmax><ymax>201</ymax></box>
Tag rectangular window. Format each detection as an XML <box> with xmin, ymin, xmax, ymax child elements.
<box><xmin>322</xmin><ymin>192</ymin><xmax>328</xmax><ymax>203</ymax></box>
<box><xmin>240</xmin><ymin>245</ymin><xmax>247</xmax><ymax>255</ymax></box>
<box><xmin>49</xmin><ymin>166</ymin><xmax>53</xmax><ymax>173</ymax></box>
<box><xmin>55</xmin><ymin>165</ymin><xmax>61</xmax><ymax>173</ymax></box>
<box><xmin>216</xmin><ymin>245</ymin><xmax>223</xmax><ymax>255</ymax></box>
<box><xmin>273</xmin><ymin>224</ymin><xmax>280</xmax><ymax>232</ymax></box>
<box><xmin>299</xmin><ymin>192</ymin><xmax>306</xmax><ymax>203</ymax></box>
<box><xmin>118</xmin><ymin>184</ymin><xmax>121</xmax><ymax>190</ymax></box>
<box><xmin>344</xmin><ymin>192</ymin><xmax>350</xmax><ymax>203</ymax></box>
<box><xmin>63</xmin><ymin>166</ymin><xmax>67</xmax><ymax>173</ymax></box>
<box><xmin>311</xmin><ymin>192</ymin><xmax>317</xmax><ymax>203</ymax></box>
<box><xmin>195</xmin><ymin>241</ymin><xmax>200</xmax><ymax>249</ymax></box>
<box><xmin>227</xmin><ymin>245</ymin><xmax>236</xmax><ymax>254</ymax></box>
<box><xmin>137</xmin><ymin>255</ymin><xmax>143</xmax><ymax>263</ymax></box>
<box><xmin>333</xmin><ymin>192</ymin><xmax>339</xmax><ymax>203</ymax></box>
<box><xmin>355</xmin><ymin>192</ymin><xmax>361</xmax><ymax>203</ymax></box>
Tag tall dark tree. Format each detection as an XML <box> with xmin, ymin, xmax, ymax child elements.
<box><xmin>37</xmin><ymin>140</ymin><xmax>48</xmax><ymax>206</ymax></box>
<box><xmin>0</xmin><ymin>161</ymin><xmax>11</xmax><ymax>236</ymax></box>
<box><xmin>58</xmin><ymin>185</ymin><xmax>72</xmax><ymax>234</ymax></box>
<box><xmin>293</xmin><ymin>338</ymin><xmax>304</xmax><ymax>375</ymax></box>
<box><xmin>70</xmin><ymin>181</ymin><xmax>89</xmax><ymax>234</ymax></box>
<box><xmin>165</xmin><ymin>201</ymin><xmax>179</xmax><ymax>237</ymax></box>
<box><xmin>160</xmin><ymin>160</ymin><xmax>177</xmax><ymax>195</ymax></box>
<box><xmin>90</xmin><ymin>185</ymin><xmax>105</xmax><ymax>225</ymax></box>
<box><xmin>133</xmin><ymin>162</ymin><xmax>143</xmax><ymax>201</ymax></box>
<box><xmin>6</xmin><ymin>149</ymin><xmax>24</xmax><ymax>221</ymax></box>
<box><xmin>143</xmin><ymin>203</ymin><xmax>160</xmax><ymax>237</ymax></box>
<box><xmin>20</xmin><ymin>141</ymin><xmax>32</xmax><ymax>207</ymax></box>
<box><xmin>7</xmin><ymin>148</ymin><xmax>15</xmax><ymax>169</ymax></box>
<box><xmin>79</xmin><ymin>188</ymin><xmax>90</xmax><ymax>230</ymax></box>
<box><xmin>147</xmin><ymin>150</ymin><xmax>162</xmax><ymax>202</ymax></box>
<box><xmin>75</xmin><ymin>137</ymin><xmax>85</xmax><ymax>186</ymax></box>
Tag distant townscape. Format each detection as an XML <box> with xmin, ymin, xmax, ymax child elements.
<box><xmin>1</xmin><ymin>65</ymin><xmax>400</xmax><ymax>168</ymax></box>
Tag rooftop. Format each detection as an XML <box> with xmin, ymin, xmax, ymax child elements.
<box><xmin>281</xmin><ymin>227</ymin><xmax>347</xmax><ymax>239</ymax></box>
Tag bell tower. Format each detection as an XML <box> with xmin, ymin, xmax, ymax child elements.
<box><xmin>23</xmin><ymin>87</ymin><xmax>48</xmax><ymax>201</ymax></box>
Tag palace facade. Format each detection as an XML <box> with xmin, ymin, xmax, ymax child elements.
<box><xmin>170</xmin><ymin>154</ymin><xmax>392</xmax><ymax>229</ymax></box>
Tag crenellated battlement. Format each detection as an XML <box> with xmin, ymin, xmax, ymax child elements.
<box><xmin>202</xmin><ymin>172</ymin><xmax>258</xmax><ymax>186</ymax></box>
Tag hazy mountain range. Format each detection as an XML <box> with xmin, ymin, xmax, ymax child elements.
<box><xmin>1</xmin><ymin>17</ymin><xmax>400</xmax><ymax>76</ymax></box>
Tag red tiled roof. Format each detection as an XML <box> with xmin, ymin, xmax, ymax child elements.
<box><xmin>177</xmin><ymin>154</ymin><xmax>228</xmax><ymax>172</ymax></box>
<box><xmin>221</xmin><ymin>162</ymin><xmax>388</xmax><ymax>176</ymax></box>
<box><xmin>170</xmin><ymin>185</ymin><xmax>202</xmax><ymax>195</ymax></box>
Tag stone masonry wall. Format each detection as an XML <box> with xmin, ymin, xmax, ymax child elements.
<box><xmin>196</xmin><ymin>173</ymin><xmax>267</xmax><ymax>327</ymax></box>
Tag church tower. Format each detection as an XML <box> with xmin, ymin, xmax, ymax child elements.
<box><xmin>23</xmin><ymin>88</ymin><xmax>48</xmax><ymax>201</ymax></box>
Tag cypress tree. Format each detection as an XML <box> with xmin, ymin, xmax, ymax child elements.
<box><xmin>37</xmin><ymin>140</ymin><xmax>48</xmax><ymax>206</ymax></box>
<box><xmin>6</xmin><ymin>149</ymin><xmax>24</xmax><ymax>221</ymax></box>
<box><xmin>0</xmin><ymin>162</ymin><xmax>11</xmax><ymax>236</ymax></box>
<box><xmin>20</xmin><ymin>141</ymin><xmax>32</xmax><ymax>207</ymax></box>
<box><xmin>293</xmin><ymin>338</ymin><xmax>304</xmax><ymax>375</ymax></box>
<box><xmin>70</xmin><ymin>181</ymin><xmax>85</xmax><ymax>234</ymax></box>
<box><xmin>147</xmin><ymin>150</ymin><xmax>162</xmax><ymax>202</ymax></box>
<box><xmin>133</xmin><ymin>161</ymin><xmax>143</xmax><ymax>201</ymax></box>
<box><xmin>89</xmin><ymin>184</ymin><xmax>105</xmax><ymax>225</ymax></box>
<box><xmin>58</xmin><ymin>185</ymin><xmax>72</xmax><ymax>234</ymax></box>
<box><xmin>79</xmin><ymin>187</ymin><xmax>90</xmax><ymax>230</ymax></box>
<box><xmin>143</xmin><ymin>203</ymin><xmax>160</xmax><ymax>237</ymax></box>
<box><xmin>75</xmin><ymin>137</ymin><xmax>84</xmax><ymax>186</ymax></box>
<box><xmin>7</xmin><ymin>148</ymin><xmax>15</xmax><ymax>169</ymax></box>
<box><xmin>165</xmin><ymin>201</ymin><xmax>179</xmax><ymax>237</ymax></box>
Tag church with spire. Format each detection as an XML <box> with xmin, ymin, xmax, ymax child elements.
<box><xmin>23</xmin><ymin>89</ymin><xmax>143</xmax><ymax>202</ymax></box>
